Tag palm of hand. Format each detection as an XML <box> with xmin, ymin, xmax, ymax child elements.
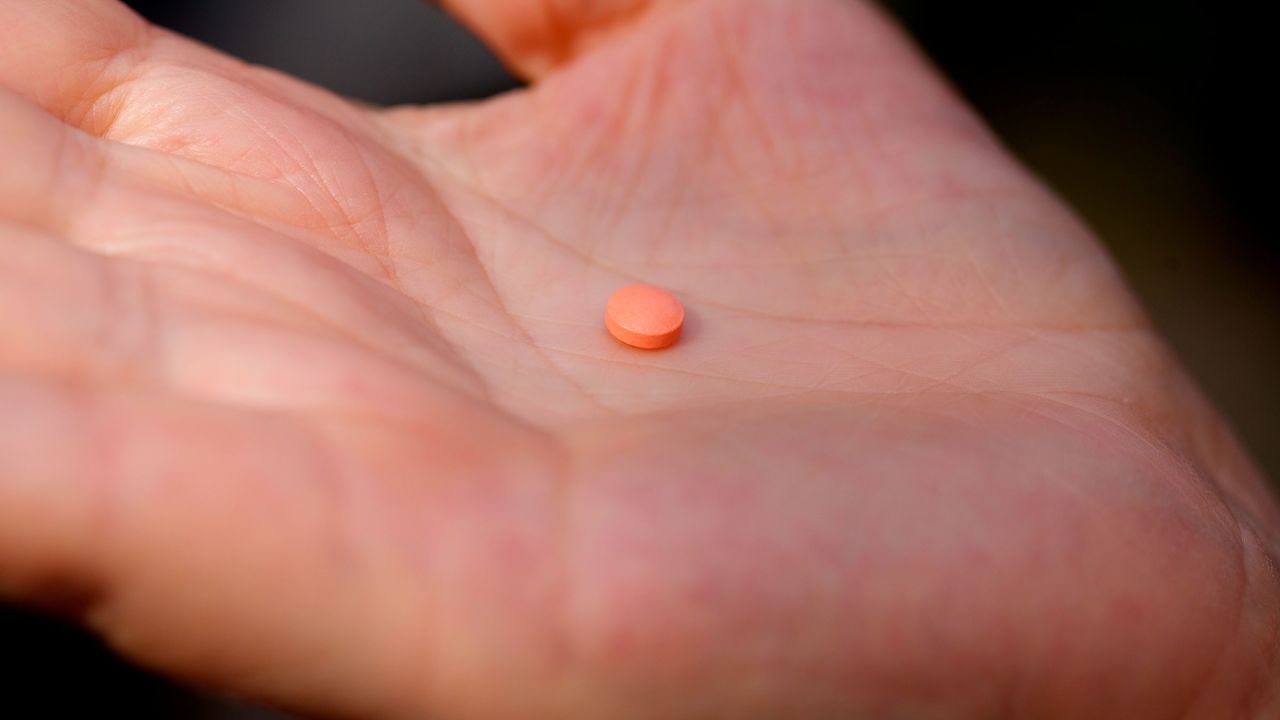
<box><xmin>1</xmin><ymin>1</ymin><xmax>1277</xmax><ymax>718</ymax></box>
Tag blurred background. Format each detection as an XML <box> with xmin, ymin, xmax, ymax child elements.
<box><xmin>4</xmin><ymin>0</ymin><xmax>1276</xmax><ymax>716</ymax></box>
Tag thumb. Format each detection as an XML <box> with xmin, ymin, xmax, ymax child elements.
<box><xmin>437</xmin><ymin>0</ymin><xmax>679</xmax><ymax>78</ymax></box>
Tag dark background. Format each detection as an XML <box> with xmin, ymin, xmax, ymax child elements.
<box><xmin>4</xmin><ymin>1</ymin><xmax>1276</xmax><ymax>717</ymax></box>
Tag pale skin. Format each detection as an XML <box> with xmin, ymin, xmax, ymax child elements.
<box><xmin>0</xmin><ymin>0</ymin><xmax>1277</xmax><ymax>717</ymax></box>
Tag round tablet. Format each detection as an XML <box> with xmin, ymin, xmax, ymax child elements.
<box><xmin>605</xmin><ymin>284</ymin><xmax>685</xmax><ymax>350</ymax></box>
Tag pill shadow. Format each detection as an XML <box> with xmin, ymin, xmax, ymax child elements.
<box><xmin>675</xmin><ymin>304</ymin><xmax>702</xmax><ymax>348</ymax></box>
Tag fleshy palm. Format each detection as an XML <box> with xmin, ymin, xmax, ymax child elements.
<box><xmin>1</xmin><ymin>1</ymin><xmax>1277</xmax><ymax>718</ymax></box>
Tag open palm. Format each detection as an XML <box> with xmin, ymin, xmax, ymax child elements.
<box><xmin>1</xmin><ymin>1</ymin><xmax>1277</xmax><ymax>717</ymax></box>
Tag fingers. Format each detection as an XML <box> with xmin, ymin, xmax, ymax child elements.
<box><xmin>0</xmin><ymin>94</ymin><xmax>140</xmax><ymax>378</ymax></box>
<box><xmin>0</xmin><ymin>363</ymin><xmax>569</xmax><ymax>718</ymax></box>
<box><xmin>0</xmin><ymin>376</ymin><xmax>407</xmax><ymax>718</ymax></box>
<box><xmin>438</xmin><ymin>0</ymin><xmax>671</xmax><ymax>78</ymax></box>
<box><xmin>0</xmin><ymin>89</ymin><xmax>103</xmax><ymax>233</ymax></box>
<box><xmin>0</xmin><ymin>98</ymin><xmax>158</xmax><ymax>383</ymax></box>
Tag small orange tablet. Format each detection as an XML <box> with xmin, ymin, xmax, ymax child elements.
<box><xmin>605</xmin><ymin>284</ymin><xmax>685</xmax><ymax>350</ymax></box>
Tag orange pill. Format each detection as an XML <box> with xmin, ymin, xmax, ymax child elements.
<box><xmin>605</xmin><ymin>284</ymin><xmax>685</xmax><ymax>350</ymax></box>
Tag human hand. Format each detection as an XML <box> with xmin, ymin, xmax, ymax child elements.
<box><xmin>1</xmin><ymin>1</ymin><xmax>1277</xmax><ymax>717</ymax></box>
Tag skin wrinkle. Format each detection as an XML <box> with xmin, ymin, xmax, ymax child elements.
<box><xmin>1003</xmin><ymin>391</ymin><xmax>1178</xmax><ymax>458</ymax></box>
<box><xmin>73</xmin><ymin>64</ymin><xmax>144</xmax><ymax>140</ymax></box>
<box><xmin>871</xmin><ymin>245</ymin><xmax>937</xmax><ymax>321</ymax></box>
<box><xmin>398</xmin><ymin>110</ymin><xmax>1123</xmax><ymax>330</ymax></box>
<box><xmin>301</xmin><ymin>131</ymin><xmax>414</xmax><ymax>291</ymax></box>
<box><xmin>311</xmin><ymin>141</ymin><xmax>397</xmax><ymax>271</ymax></box>
<box><xmin>554</xmin><ymin>60</ymin><xmax>646</xmax><ymax>261</ymax></box>
<box><xmin>225</xmin><ymin>105</ymin><xmax>365</xmax><ymax>250</ymax></box>
<box><xmin>896</xmin><ymin>332</ymin><xmax>1042</xmax><ymax>402</ymax></box>
<box><xmin>103</xmin><ymin>215</ymin><xmax>487</xmax><ymax>397</ymax></box>
<box><xmin>315</xmin><ymin>158</ymin><xmax>1158</xmax><ymax>418</ymax></box>
<box><xmin>417</xmin><ymin>37</ymin><xmax>931</xmax><ymax>212</ymax></box>
<box><xmin>82</xmin><ymin>77</ymin><xmax>1165</xmax><ymax>427</ymax></box>
<box><xmin>56</xmin><ymin>20</ymin><xmax>156</xmax><ymax>136</ymax></box>
<box><xmin>101</xmin><ymin>31</ymin><xmax>384</xmax><ymax>155</ymax></box>
<box><xmin>685</xmin><ymin>332</ymin><xmax>974</xmax><ymax>394</ymax></box>
<box><xmin>166</xmin><ymin>84</ymin><xmax>332</xmax><ymax>216</ymax></box>
<box><xmin>0</xmin><ymin>99</ymin><xmax>107</xmax><ymax>240</ymax></box>
<box><xmin>608</xmin><ymin>29</ymin><xmax>714</xmax><ymax>261</ymax></box>
<box><xmin>981</xmin><ymin>200</ymin><xmax>1040</xmax><ymax>307</ymax></box>
<box><xmin>69</xmin><ymin>138</ymin><xmax>116</xmax><ymax>239</ymax></box>
<box><xmin>156</xmin><ymin>153</ymin><xmax>259</xmax><ymax>222</ymax></box>
<box><xmin>711</xmin><ymin>7</ymin><xmax>783</xmax><ymax>176</ymax></box>
<box><xmin>885</xmin><ymin>202</ymin><xmax>957</xmax><ymax>319</ymax></box>
<box><xmin>766</xmin><ymin>16</ymin><xmax>873</xmax><ymax>251</ymax></box>
<box><xmin>122</xmin><ymin>238</ymin><xmax>490</xmax><ymax>410</ymax></box>
<box><xmin>1018</xmin><ymin>329</ymin><xmax>1156</xmax><ymax>388</ymax></box>
<box><xmin>166</xmin><ymin>142</ymin><xmax>274</xmax><ymax>200</ymax></box>
<box><xmin>127</xmin><ymin>140</ymin><xmax>403</xmax><ymax>270</ymax></box>
<box><xmin>358</xmin><ymin>159</ymin><xmax>515</xmax><ymax>389</ymax></box>
<box><xmin>957</xmin><ymin>235</ymin><xmax>1020</xmax><ymax>322</ymax></box>
<box><xmin>607</xmin><ymin>225</ymin><xmax>1029</xmax><ymax>270</ymax></box>
<box><xmin>686</xmin><ymin>35</ymin><xmax>801</xmax><ymax>264</ymax></box>
<box><xmin>513</xmin><ymin>89</ymin><xmax>577</xmax><ymax>220</ymax></box>
<box><xmin>431</xmin><ymin>172</ymin><xmax>933</xmax><ymax>326</ymax></box>
<box><xmin>643</xmin><ymin>107</ymin><xmax>710</xmax><ymax>260</ymax></box>
<box><xmin>29</xmin><ymin>112</ymin><xmax>83</xmax><ymax>236</ymax></box>
<box><xmin>116</xmin><ymin>81</ymin><xmax>501</xmax><ymax>407</ymax></box>
<box><xmin>712</xmin><ymin>105</ymin><xmax>793</xmax><ymax>266</ymax></box>
<box><xmin>94</xmin><ymin>94</ymin><xmax>494</xmax><ymax>394</ymax></box>
<box><xmin>452</xmin><ymin>212</ymin><xmax>613</xmax><ymax>416</ymax></box>
<box><xmin>532</xmin><ymin>345</ymin><xmax>967</xmax><ymax>398</ymax></box>
<box><xmin>597</xmin><ymin>58</ymin><xmax>662</xmax><ymax>250</ymax></box>
<box><xmin>141</xmin><ymin>154</ymin><xmax>403</xmax><ymax>267</ymax></box>
<box><xmin>1157</xmin><ymin>380</ymin><xmax>1266</xmax><ymax>513</ymax></box>
<box><xmin>336</xmin><ymin>152</ymin><xmax>485</xmax><ymax>383</ymax></box>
